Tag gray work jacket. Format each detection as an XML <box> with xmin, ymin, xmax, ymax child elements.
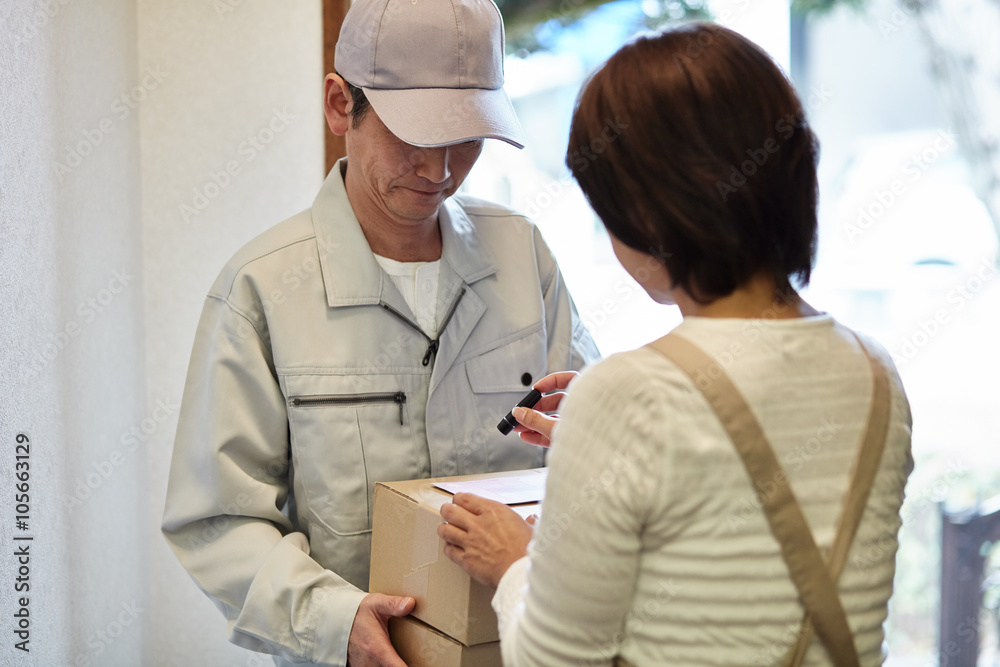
<box><xmin>162</xmin><ymin>161</ymin><xmax>599</xmax><ymax>666</ymax></box>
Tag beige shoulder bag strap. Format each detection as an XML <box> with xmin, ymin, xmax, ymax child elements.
<box><xmin>647</xmin><ymin>330</ymin><xmax>890</xmax><ymax>667</ymax></box>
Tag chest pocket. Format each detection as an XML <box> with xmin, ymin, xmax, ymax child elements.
<box><xmin>464</xmin><ymin>327</ymin><xmax>548</xmax><ymax>469</ymax></box>
<box><xmin>284</xmin><ymin>375</ymin><xmax>418</xmax><ymax>537</ymax></box>
<box><xmin>466</xmin><ymin>327</ymin><xmax>548</xmax><ymax>394</ymax></box>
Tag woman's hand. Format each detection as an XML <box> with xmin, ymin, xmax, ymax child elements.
<box><xmin>513</xmin><ymin>371</ymin><xmax>578</xmax><ymax>447</ymax></box>
<box><xmin>438</xmin><ymin>493</ymin><xmax>534</xmax><ymax>589</ymax></box>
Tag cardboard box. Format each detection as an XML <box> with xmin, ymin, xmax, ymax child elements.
<box><xmin>370</xmin><ymin>468</ymin><xmax>545</xmax><ymax>646</ymax></box>
<box><xmin>389</xmin><ymin>614</ymin><xmax>501</xmax><ymax>667</ymax></box>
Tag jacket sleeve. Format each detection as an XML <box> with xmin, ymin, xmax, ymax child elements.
<box><xmin>533</xmin><ymin>225</ymin><xmax>601</xmax><ymax>372</ymax></box>
<box><xmin>162</xmin><ymin>294</ymin><xmax>366</xmax><ymax>667</ymax></box>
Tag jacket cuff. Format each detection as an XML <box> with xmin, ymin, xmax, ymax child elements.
<box><xmin>311</xmin><ymin>586</ymin><xmax>368</xmax><ymax>666</ymax></box>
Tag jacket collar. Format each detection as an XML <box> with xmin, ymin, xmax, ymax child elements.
<box><xmin>311</xmin><ymin>158</ymin><xmax>497</xmax><ymax>309</ymax></box>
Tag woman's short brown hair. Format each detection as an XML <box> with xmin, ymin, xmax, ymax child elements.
<box><xmin>566</xmin><ymin>23</ymin><xmax>819</xmax><ymax>302</ymax></box>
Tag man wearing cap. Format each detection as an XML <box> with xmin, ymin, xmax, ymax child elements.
<box><xmin>161</xmin><ymin>0</ymin><xmax>598</xmax><ymax>665</ymax></box>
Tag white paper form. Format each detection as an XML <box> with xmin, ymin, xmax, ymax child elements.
<box><xmin>432</xmin><ymin>470</ymin><xmax>547</xmax><ymax>505</ymax></box>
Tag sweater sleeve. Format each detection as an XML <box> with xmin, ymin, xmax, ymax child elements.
<box><xmin>492</xmin><ymin>353</ymin><xmax>669</xmax><ymax>666</ymax></box>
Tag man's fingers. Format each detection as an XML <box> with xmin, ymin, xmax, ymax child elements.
<box><xmin>371</xmin><ymin>641</ymin><xmax>408</xmax><ymax>667</ymax></box>
<box><xmin>392</xmin><ymin>596</ymin><xmax>415</xmax><ymax>617</ymax></box>
<box><xmin>349</xmin><ymin>594</ymin><xmax>413</xmax><ymax>667</ymax></box>
<box><xmin>368</xmin><ymin>593</ymin><xmax>415</xmax><ymax>618</ymax></box>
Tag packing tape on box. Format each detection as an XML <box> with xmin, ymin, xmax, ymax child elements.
<box><xmin>411</xmin><ymin>505</ymin><xmax>440</xmax><ymax>571</ymax></box>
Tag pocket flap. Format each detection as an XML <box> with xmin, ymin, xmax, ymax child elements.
<box><xmin>466</xmin><ymin>328</ymin><xmax>547</xmax><ymax>394</ymax></box>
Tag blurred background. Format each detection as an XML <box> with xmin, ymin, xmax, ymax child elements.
<box><xmin>1</xmin><ymin>0</ymin><xmax>998</xmax><ymax>664</ymax></box>
<box><xmin>466</xmin><ymin>0</ymin><xmax>1000</xmax><ymax>662</ymax></box>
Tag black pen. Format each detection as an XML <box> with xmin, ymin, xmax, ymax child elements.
<box><xmin>497</xmin><ymin>388</ymin><xmax>543</xmax><ymax>435</ymax></box>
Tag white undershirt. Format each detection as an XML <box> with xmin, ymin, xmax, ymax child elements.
<box><xmin>373</xmin><ymin>254</ymin><xmax>441</xmax><ymax>337</ymax></box>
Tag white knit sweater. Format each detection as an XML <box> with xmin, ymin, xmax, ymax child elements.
<box><xmin>492</xmin><ymin>314</ymin><xmax>913</xmax><ymax>666</ymax></box>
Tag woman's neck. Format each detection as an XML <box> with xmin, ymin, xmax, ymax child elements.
<box><xmin>673</xmin><ymin>273</ymin><xmax>820</xmax><ymax>320</ymax></box>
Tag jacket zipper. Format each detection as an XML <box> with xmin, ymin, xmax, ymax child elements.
<box><xmin>380</xmin><ymin>287</ymin><xmax>467</xmax><ymax>367</ymax></box>
<box><xmin>288</xmin><ymin>391</ymin><xmax>407</xmax><ymax>425</ymax></box>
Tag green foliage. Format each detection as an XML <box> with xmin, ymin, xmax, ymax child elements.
<box><xmin>498</xmin><ymin>0</ymin><xmax>712</xmax><ymax>53</ymax></box>
<box><xmin>790</xmin><ymin>0</ymin><xmax>867</xmax><ymax>16</ymax></box>
<box><xmin>497</xmin><ymin>0</ymin><xmax>881</xmax><ymax>54</ymax></box>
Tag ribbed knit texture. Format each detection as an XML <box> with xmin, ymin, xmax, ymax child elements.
<box><xmin>493</xmin><ymin>314</ymin><xmax>913</xmax><ymax>666</ymax></box>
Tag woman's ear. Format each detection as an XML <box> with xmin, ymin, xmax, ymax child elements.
<box><xmin>324</xmin><ymin>73</ymin><xmax>352</xmax><ymax>137</ymax></box>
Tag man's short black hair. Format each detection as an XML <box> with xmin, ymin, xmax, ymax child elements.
<box><xmin>344</xmin><ymin>79</ymin><xmax>371</xmax><ymax>129</ymax></box>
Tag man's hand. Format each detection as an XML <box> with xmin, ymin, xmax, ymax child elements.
<box><xmin>346</xmin><ymin>593</ymin><xmax>415</xmax><ymax>667</ymax></box>
<box><xmin>438</xmin><ymin>493</ymin><xmax>534</xmax><ymax>589</ymax></box>
<box><xmin>512</xmin><ymin>371</ymin><xmax>579</xmax><ymax>447</ymax></box>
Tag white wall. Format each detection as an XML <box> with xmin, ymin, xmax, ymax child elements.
<box><xmin>138</xmin><ymin>1</ymin><xmax>323</xmax><ymax>664</ymax></box>
<box><xmin>1</xmin><ymin>1</ymin><xmax>146</xmax><ymax>664</ymax></box>
<box><xmin>1</xmin><ymin>1</ymin><xmax>323</xmax><ymax>664</ymax></box>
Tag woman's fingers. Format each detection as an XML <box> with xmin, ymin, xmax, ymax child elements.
<box><xmin>451</xmin><ymin>492</ymin><xmax>493</xmax><ymax>514</ymax></box>
<box><xmin>529</xmin><ymin>392</ymin><xmax>566</xmax><ymax>413</ymax></box>
<box><xmin>513</xmin><ymin>407</ymin><xmax>556</xmax><ymax>436</ymax></box>
<box><xmin>437</xmin><ymin>520</ymin><xmax>467</xmax><ymax>547</ymax></box>
<box><xmin>517</xmin><ymin>430</ymin><xmax>552</xmax><ymax>447</ymax></box>
<box><xmin>532</xmin><ymin>371</ymin><xmax>578</xmax><ymax>393</ymax></box>
<box><xmin>439</xmin><ymin>498</ymin><xmax>476</xmax><ymax>530</ymax></box>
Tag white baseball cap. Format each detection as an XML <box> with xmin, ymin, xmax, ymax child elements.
<box><xmin>335</xmin><ymin>0</ymin><xmax>525</xmax><ymax>149</ymax></box>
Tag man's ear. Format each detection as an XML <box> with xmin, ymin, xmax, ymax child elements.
<box><xmin>324</xmin><ymin>73</ymin><xmax>352</xmax><ymax>137</ymax></box>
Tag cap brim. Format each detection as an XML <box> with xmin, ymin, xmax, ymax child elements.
<box><xmin>364</xmin><ymin>86</ymin><xmax>525</xmax><ymax>149</ymax></box>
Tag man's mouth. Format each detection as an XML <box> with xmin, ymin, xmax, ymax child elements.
<box><xmin>405</xmin><ymin>187</ymin><xmax>446</xmax><ymax>196</ymax></box>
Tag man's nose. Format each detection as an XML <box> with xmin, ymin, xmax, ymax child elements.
<box><xmin>412</xmin><ymin>146</ymin><xmax>450</xmax><ymax>184</ymax></box>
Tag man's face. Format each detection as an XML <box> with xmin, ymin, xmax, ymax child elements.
<box><xmin>344</xmin><ymin>108</ymin><xmax>484</xmax><ymax>226</ymax></box>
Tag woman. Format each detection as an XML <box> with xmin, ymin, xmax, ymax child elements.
<box><xmin>438</xmin><ymin>23</ymin><xmax>913</xmax><ymax>666</ymax></box>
